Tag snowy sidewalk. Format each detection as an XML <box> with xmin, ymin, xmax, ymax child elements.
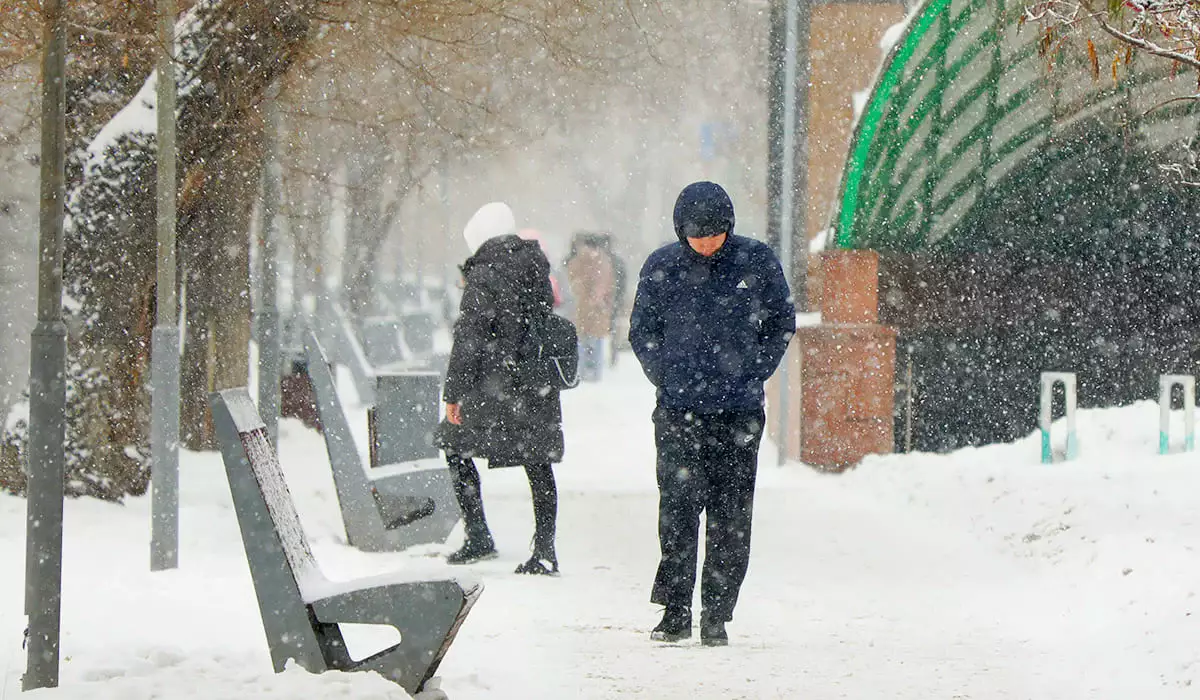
<box><xmin>2</xmin><ymin>357</ymin><xmax>1199</xmax><ymax>698</ymax></box>
<box><xmin>442</xmin><ymin>368</ymin><xmax>1091</xmax><ymax>699</ymax></box>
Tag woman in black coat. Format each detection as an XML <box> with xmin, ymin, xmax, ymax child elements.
<box><xmin>435</xmin><ymin>202</ymin><xmax>564</xmax><ymax>575</ymax></box>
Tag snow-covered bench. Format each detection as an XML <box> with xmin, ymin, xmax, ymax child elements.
<box><xmin>210</xmin><ymin>388</ymin><xmax>481</xmax><ymax>694</ymax></box>
<box><xmin>304</xmin><ymin>330</ymin><xmax>460</xmax><ymax>552</ymax></box>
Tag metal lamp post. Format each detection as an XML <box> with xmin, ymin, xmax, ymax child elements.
<box><xmin>150</xmin><ymin>0</ymin><xmax>181</xmax><ymax>572</ymax></box>
<box><xmin>257</xmin><ymin>87</ymin><xmax>282</xmax><ymax>447</ymax></box>
<box><xmin>23</xmin><ymin>0</ymin><xmax>68</xmax><ymax>688</ymax></box>
<box><xmin>769</xmin><ymin>0</ymin><xmax>812</xmax><ymax>465</ymax></box>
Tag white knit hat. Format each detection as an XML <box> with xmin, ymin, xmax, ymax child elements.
<box><xmin>463</xmin><ymin>202</ymin><xmax>517</xmax><ymax>253</ymax></box>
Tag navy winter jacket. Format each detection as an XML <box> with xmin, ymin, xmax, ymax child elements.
<box><xmin>628</xmin><ymin>235</ymin><xmax>795</xmax><ymax>411</ymax></box>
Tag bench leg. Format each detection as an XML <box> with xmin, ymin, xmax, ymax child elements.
<box><xmin>370</xmin><ymin>468</ymin><xmax>461</xmax><ymax>550</ymax></box>
<box><xmin>308</xmin><ymin>579</ymin><xmax>482</xmax><ymax>693</ymax></box>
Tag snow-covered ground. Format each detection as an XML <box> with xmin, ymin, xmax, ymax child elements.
<box><xmin>3</xmin><ymin>355</ymin><xmax>1199</xmax><ymax>698</ymax></box>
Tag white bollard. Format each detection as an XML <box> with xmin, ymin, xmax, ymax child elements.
<box><xmin>1158</xmin><ymin>374</ymin><xmax>1195</xmax><ymax>455</ymax></box>
<box><xmin>1040</xmin><ymin>372</ymin><xmax>1078</xmax><ymax>464</ymax></box>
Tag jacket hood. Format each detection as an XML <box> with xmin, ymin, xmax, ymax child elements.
<box><xmin>673</xmin><ymin>181</ymin><xmax>735</xmax><ymax>241</ymax></box>
<box><xmin>463</xmin><ymin>232</ymin><xmax>548</xmax><ymax>280</ymax></box>
<box><xmin>463</xmin><ymin>202</ymin><xmax>517</xmax><ymax>254</ymax></box>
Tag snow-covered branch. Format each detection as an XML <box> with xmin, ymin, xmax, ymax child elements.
<box><xmin>1027</xmin><ymin>0</ymin><xmax>1200</xmax><ymax>73</ymax></box>
<box><xmin>1095</xmin><ymin>15</ymin><xmax>1200</xmax><ymax>71</ymax></box>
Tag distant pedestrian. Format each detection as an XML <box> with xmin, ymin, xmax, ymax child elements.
<box><xmin>595</xmin><ymin>233</ymin><xmax>628</xmax><ymax>368</ymax></box>
<box><xmin>565</xmin><ymin>232</ymin><xmax>616</xmax><ymax>382</ymax></box>
<box><xmin>434</xmin><ymin>202</ymin><xmax>563</xmax><ymax>576</ymax></box>
<box><xmin>629</xmin><ymin>181</ymin><xmax>795</xmax><ymax>645</ymax></box>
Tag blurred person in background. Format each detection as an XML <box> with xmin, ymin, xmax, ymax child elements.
<box><xmin>565</xmin><ymin>232</ymin><xmax>616</xmax><ymax>382</ymax></box>
<box><xmin>597</xmin><ymin>233</ymin><xmax>628</xmax><ymax>367</ymax></box>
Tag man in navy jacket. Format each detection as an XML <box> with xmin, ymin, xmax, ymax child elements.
<box><xmin>629</xmin><ymin>181</ymin><xmax>795</xmax><ymax>646</ymax></box>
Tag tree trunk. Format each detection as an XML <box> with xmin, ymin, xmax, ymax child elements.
<box><xmin>343</xmin><ymin>141</ymin><xmax>390</xmax><ymax>320</ymax></box>
<box><xmin>1</xmin><ymin>0</ymin><xmax>316</xmax><ymax>499</ymax></box>
<box><xmin>180</xmin><ymin>136</ymin><xmax>259</xmax><ymax>450</ymax></box>
<box><xmin>284</xmin><ymin>166</ymin><xmax>329</xmax><ymax>312</ymax></box>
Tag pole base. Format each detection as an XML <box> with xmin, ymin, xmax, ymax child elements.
<box><xmin>150</xmin><ymin>324</ymin><xmax>180</xmax><ymax>571</ymax></box>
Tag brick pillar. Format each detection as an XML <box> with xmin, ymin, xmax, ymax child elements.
<box><xmin>796</xmin><ymin>250</ymin><xmax>895</xmax><ymax>470</ymax></box>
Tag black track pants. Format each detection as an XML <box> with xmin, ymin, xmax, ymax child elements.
<box><xmin>649</xmin><ymin>407</ymin><xmax>765</xmax><ymax>622</ymax></box>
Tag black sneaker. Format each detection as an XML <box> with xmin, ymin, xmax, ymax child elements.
<box><xmin>650</xmin><ymin>606</ymin><xmax>692</xmax><ymax>642</ymax></box>
<box><xmin>700</xmin><ymin>619</ymin><xmax>728</xmax><ymax>647</ymax></box>
<box><xmin>445</xmin><ymin>540</ymin><xmax>497</xmax><ymax>565</ymax></box>
<box><xmin>514</xmin><ymin>556</ymin><xmax>559</xmax><ymax>575</ymax></box>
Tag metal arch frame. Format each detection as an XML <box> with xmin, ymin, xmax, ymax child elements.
<box><xmin>832</xmin><ymin>0</ymin><xmax>1200</xmax><ymax>253</ymax></box>
<box><xmin>836</xmin><ymin>0</ymin><xmax>953</xmax><ymax>249</ymax></box>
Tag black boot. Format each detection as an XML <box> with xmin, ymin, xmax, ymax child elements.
<box><xmin>700</xmin><ymin>613</ymin><xmax>728</xmax><ymax>647</ymax></box>
<box><xmin>517</xmin><ymin>464</ymin><xmax>558</xmax><ymax>575</ymax></box>
<box><xmin>446</xmin><ymin>456</ymin><xmax>497</xmax><ymax>565</ymax></box>
<box><xmin>650</xmin><ymin>605</ymin><xmax>692</xmax><ymax>642</ymax></box>
<box><xmin>446</xmin><ymin>537</ymin><xmax>497</xmax><ymax>565</ymax></box>
<box><xmin>514</xmin><ymin>554</ymin><xmax>558</xmax><ymax>575</ymax></box>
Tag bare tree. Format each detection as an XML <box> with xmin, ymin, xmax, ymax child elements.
<box><xmin>1</xmin><ymin>0</ymin><xmax>314</xmax><ymax>498</ymax></box>
<box><xmin>0</xmin><ymin>0</ymin><xmax>675</xmax><ymax>497</ymax></box>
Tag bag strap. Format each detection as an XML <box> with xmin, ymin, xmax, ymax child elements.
<box><xmin>553</xmin><ymin>357</ymin><xmax>580</xmax><ymax>389</ymax></box>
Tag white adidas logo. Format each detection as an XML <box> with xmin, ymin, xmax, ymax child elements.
<box><xmin>736</xmin><ymin>280</ymin><xmax>749</xmax><ymax>290</ymax></box>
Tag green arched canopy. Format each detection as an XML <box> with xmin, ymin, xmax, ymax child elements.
<box><xmin>833</xmin><ymin>0</ymin><xmax>1199</xmax><ymax>251</ymax></box>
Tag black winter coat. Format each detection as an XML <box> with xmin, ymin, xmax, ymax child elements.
<box><xmin>434</xmin><ymin>235</ymin><xmax>565</xmax><ymax>467</ymax></box>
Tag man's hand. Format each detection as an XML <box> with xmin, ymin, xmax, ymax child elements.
<box><xmin>446</xmin><ymin>403</ymin><xmax>463</xmax><ymax>425</ymax></box>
